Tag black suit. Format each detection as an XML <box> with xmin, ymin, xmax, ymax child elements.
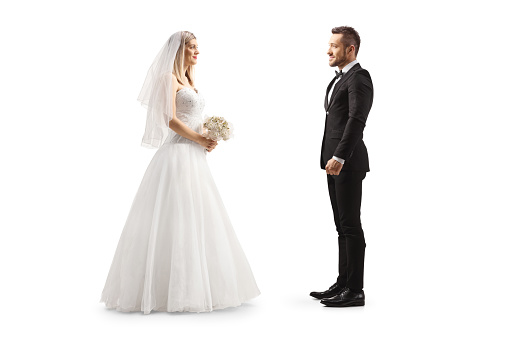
<box><xmin>320</xmin><ymin>62</ymin><xmax>373</xmax><ymax>291</ymax></box>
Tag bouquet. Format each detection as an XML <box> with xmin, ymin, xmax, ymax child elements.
<box><xmin>203</xmin><ymin>116</ymin><xmax>233</xmax><ymax>141</ymax></box>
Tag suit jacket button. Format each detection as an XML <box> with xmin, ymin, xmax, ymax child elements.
<box><xmin>326</xmin><ymin>111</ymin><xmax>329</xmax><ymax>115</ymax></box>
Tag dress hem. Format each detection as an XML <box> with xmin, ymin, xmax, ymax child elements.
<box><xmin>100</xmin><ymin>291</ymin><xmax>260</xmax><ymax>314</ymax></box>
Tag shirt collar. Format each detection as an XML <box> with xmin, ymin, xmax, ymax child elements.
<box><xmin>340</xmin><ymin>59</ymin><xmax>358</xmax><ymax>74</ymax></box>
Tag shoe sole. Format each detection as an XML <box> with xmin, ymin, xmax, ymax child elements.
<box><xmin>321</xmin><ymin>300</ymin><xmax>365</xmax><ymax>307</ymax></box>
<box><xmin>310</xmin><ymin>294</ymin><xmax>336</xmax><ymax>300</ymax></box>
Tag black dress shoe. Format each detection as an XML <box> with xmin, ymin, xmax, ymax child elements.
<box><xmin>320</xmin><ymin>288</ymin><xmax>365</xmax><ymax>307</ymax></box>
<box><xmin>310</xmin><ymin>282</ymin><xmax>345</xmax><ymax>299</ymax></box>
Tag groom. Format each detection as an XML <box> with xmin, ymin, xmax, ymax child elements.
<box><xmin>310</xmin><ymin>26</ymin><xmax>374</xmax><ymax>307</ymax></box>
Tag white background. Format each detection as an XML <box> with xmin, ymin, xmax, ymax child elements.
<box><xmin>1</xmin><ymin>0</ymin><xmax>508</xmax><ymax>338</ymax></box>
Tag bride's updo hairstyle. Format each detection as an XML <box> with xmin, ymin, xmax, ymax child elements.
<box><xmin>173</xmin><ymin>31</ymin><xmax>196</xmax><ymax>87</ymax></box>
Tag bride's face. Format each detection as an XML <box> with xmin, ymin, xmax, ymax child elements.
<box><xmin>184</xmin><ymin>39</ymin><xmax>199</xmax><ymax>67</ymax></box>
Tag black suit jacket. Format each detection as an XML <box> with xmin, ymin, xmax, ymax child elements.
<box><xmin>320</xmin><ymin>63</ymin><xmax>373</xmax><ymax>172</ymax></box>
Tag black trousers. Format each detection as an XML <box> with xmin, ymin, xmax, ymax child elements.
<box><xmin>327</xmin><ymin>171</ymin><xmax>366</xmax><ymax>292</ymax></box>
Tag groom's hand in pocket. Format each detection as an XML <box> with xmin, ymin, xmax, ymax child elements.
<box><xmin>326</xmin><ymin>158</ymin><xmax>343</xmax><ymax>176</ymax></box>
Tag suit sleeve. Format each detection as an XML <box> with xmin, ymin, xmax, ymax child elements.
<box><xmin>333</xmin><ymin>69</ymin><xmax>373</xmax><ymax>160</ymax></box>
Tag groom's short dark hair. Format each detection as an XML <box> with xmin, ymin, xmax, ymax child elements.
<box><xmin>332</xmin><ymin>26</ymin><xmax>361</xmax><ymax>56</ymax></box>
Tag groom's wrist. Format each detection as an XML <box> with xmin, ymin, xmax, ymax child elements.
<box><xmin>332</xmin><ymin>156</ymin><xmax>345</xmax><ymax>164</ymax></box>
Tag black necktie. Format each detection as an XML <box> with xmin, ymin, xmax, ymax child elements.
<box><xmin>335</xmin><ymin>70</ymin><xmax>343</xmax><ymax>79</ymax></box>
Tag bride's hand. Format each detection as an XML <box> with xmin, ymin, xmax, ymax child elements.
<box><xmin>198</xmin><ymin>136</ymin><xmax>218</xmax><ymax>152</ymax></box>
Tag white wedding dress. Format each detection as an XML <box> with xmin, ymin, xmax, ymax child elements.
<box><xmin>100</xmin><ymin>87</ymin><xmax>260</xmax><ymax>314</ymax></box>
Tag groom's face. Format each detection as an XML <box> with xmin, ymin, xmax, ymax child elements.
<box><xmin>328</xmin><ymin>34</ymin><xmax>348</xmax><ymax>68</ymax></box>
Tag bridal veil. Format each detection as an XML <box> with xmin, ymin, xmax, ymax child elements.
<box><xmin>138</xmin><ymin>32</ymin><xmax>182</xmax><ymax>149</ymax></box>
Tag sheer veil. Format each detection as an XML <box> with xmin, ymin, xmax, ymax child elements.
<box><xmin>138</xmin><ymin>32</ymin><xmax>182</xmax><ymax>148</ymax></box>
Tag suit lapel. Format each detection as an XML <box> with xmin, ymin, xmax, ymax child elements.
<box><xmin>324</xmin><ymin>76</ymin><xmax>337</xmax><ymax>111</ymax></box>
<box><xmin>326</xmin><ymin>63</ymin><xmax>361</xmax><ymax>112</ymax></box>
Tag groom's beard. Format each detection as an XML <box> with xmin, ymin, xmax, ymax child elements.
<box><xmin>332</xmin><ymin>50</ymin><xmax>348</xmax><ymax>68</ymax></box>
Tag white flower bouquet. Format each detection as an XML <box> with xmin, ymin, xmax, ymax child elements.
<box><xmin>203</xmin><ymin>116</ymin><xmax>233</xmax><ymax>141</ymax></box>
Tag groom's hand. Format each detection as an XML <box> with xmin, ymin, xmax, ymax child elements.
<box><xmin>325</xmin><ymin>158</ymin><xmax>343</xmax><ymax>176</ymax></box>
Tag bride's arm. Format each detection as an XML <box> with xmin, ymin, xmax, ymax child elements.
<box><xmin>167</xmin><ymin>74</ymin><xmax>216</xmax><ymax>151</ymax></box>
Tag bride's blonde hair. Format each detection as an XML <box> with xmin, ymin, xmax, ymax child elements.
<box><xmin>173</xmin><ymin>31</ymin><xmax>196</xmax><ymax>87</ymax></box>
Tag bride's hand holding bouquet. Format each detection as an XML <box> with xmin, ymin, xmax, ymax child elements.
<box><xmin>201</xmin><ymin>116</ymin><xmax>233</xmax><ymax>152</ymax></box>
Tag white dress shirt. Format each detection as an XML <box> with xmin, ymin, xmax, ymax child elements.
<box><xmin>328</xmin><ymin>59</ymin><xmax>358</xmax><ymax>165</ymax></box>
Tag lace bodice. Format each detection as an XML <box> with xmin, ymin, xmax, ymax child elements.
<box><xmin>165</xmin><ymin>87</ymin><xmax>205</xmax><ymax>145</ymax></box>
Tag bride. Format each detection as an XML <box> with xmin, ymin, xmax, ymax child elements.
<box><xmin>100</xmin><ymin>31</ymin><xmax>260</xmax><ymax>314</ymax></box>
